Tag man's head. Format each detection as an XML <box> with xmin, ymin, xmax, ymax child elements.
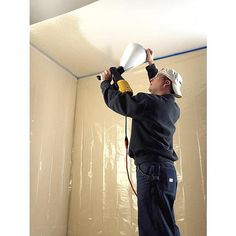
<box><xmin>148</xmin><ymin>68</ymin><xmax>183</xmax><ymax>98</ymax></box>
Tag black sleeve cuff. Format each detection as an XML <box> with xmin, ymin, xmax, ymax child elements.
<box><xmin>145</xmin><ymin>63</ymin><xmax>158</xmax><ymax>80</ymax></box>
<box><xmin>100</xmin><ymin>80</ymin><xmax>111</xmax><ymax>92</ymax></box>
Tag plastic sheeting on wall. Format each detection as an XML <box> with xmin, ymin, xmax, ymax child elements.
<box><xmin>68</xmin><ymin>49</ymin><xmax>206</xmax><ymax>236</ymax></box>
<box><xmin>30</xmin><ymin>46</ymin><xmax>77</xmax><ymax>236</ymax></box>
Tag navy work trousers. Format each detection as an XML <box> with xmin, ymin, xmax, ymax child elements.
<box><xmin>136</xmin><ymin>161</ymin><xmax>180</xmax><ymax>236</ymax></box>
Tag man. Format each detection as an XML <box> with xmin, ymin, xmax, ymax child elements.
<box><xmin>100</xmin><ymin>48</ymin><xmax>182</xmax><ymax>236</ymax></box>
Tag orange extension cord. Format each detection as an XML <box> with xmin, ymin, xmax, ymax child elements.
<box><xmin>124</xmin><ymin>116</ymin><xmax>137</xmax><ymax>197</ymax></box>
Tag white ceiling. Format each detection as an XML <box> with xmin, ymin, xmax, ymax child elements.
<box><xmin>30</xmin><ymin>0</ymin><xmax>98</xmax><ymax>24</ymax></box>
<box><xmin>30</xmin><ymin>0</ymin><xmax>207</xmax><ymax>78</ymax></box>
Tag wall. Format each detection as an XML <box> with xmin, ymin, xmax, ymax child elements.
<box><xmin>68</xmin><ymin>49</ymin><xmax>206</xmax><ymax>236</ymax></box>
<box><xmin>30</xmin><ymin>46</ymin><xmax>77</xmax><ymax>236</ymax></box>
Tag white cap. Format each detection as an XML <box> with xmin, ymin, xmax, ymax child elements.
<box><xmin>157</xmin><ymin>68</ymin><xmax>183</xmax><ymax>98</ymax></box>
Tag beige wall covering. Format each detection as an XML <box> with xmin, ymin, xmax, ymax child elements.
<box><xmin>68</xmin><ymin>49</ymin><xmax>206</xmax><ymax>236</ymax></box>
<box><xmin>30</xmin><ymin>46</ymin><xmax>77</xmax><ymax>236</ymax></box>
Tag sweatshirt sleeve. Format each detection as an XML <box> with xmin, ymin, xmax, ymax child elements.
<box><xmin>145</xmin><ymin>63</ymin><xmax>158</xmax><ymax>80</ymax></box>
<box><xmin>100</xmin><ymin>80</ymin><xmax>148</xmax><ymax>119</ymax></box>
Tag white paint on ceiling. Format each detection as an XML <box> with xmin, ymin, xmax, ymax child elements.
<box><xmin>30</xmin><ymin>0</ymin><xmax>206</xmax><ymax>78</ymax></box>
<box><xmin>30</xmin><ymin>0</ymin><xmax>98</xmax><ymax>24</ymax></box>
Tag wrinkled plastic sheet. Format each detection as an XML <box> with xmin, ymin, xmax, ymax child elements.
<box><xmin>31</xmin><ymin>47</ymin><xmax>206</xmax><ymax>236</ymax></box>
<box><xmin>67</xmin><ymin>50</ymin><xmax>206</xmax><ymax>236</ymax></box>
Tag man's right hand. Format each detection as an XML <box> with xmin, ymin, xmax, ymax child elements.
<box><xmin>145</xmin><ymin>48</ymin><xmax>154</xmax><ymax>65</ymax></box>
<box><xmin>101</xmin><ymin>69</ymin><xmax>112</xmax><ymax>82</ymax></box>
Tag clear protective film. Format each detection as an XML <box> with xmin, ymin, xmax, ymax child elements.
<box><xmin>31</xmin><ymin>46</ymin><xmax>206</xmax><ymax>236</ymax></box>
<box><xmin>30</xmin><ymin>46</ymin><xmax>78</xmax><ymax>236</ymax></box>
<box><xmin>68</xmin><ymin>49</ymin><xmax>206</xmax><ymax>236</ymax></box>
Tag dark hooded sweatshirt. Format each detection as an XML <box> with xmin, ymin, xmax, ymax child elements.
<box><xmin>100</xmin><ymin>64</ymin><xmax>180</xmax><ymax>165</ymax></box>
